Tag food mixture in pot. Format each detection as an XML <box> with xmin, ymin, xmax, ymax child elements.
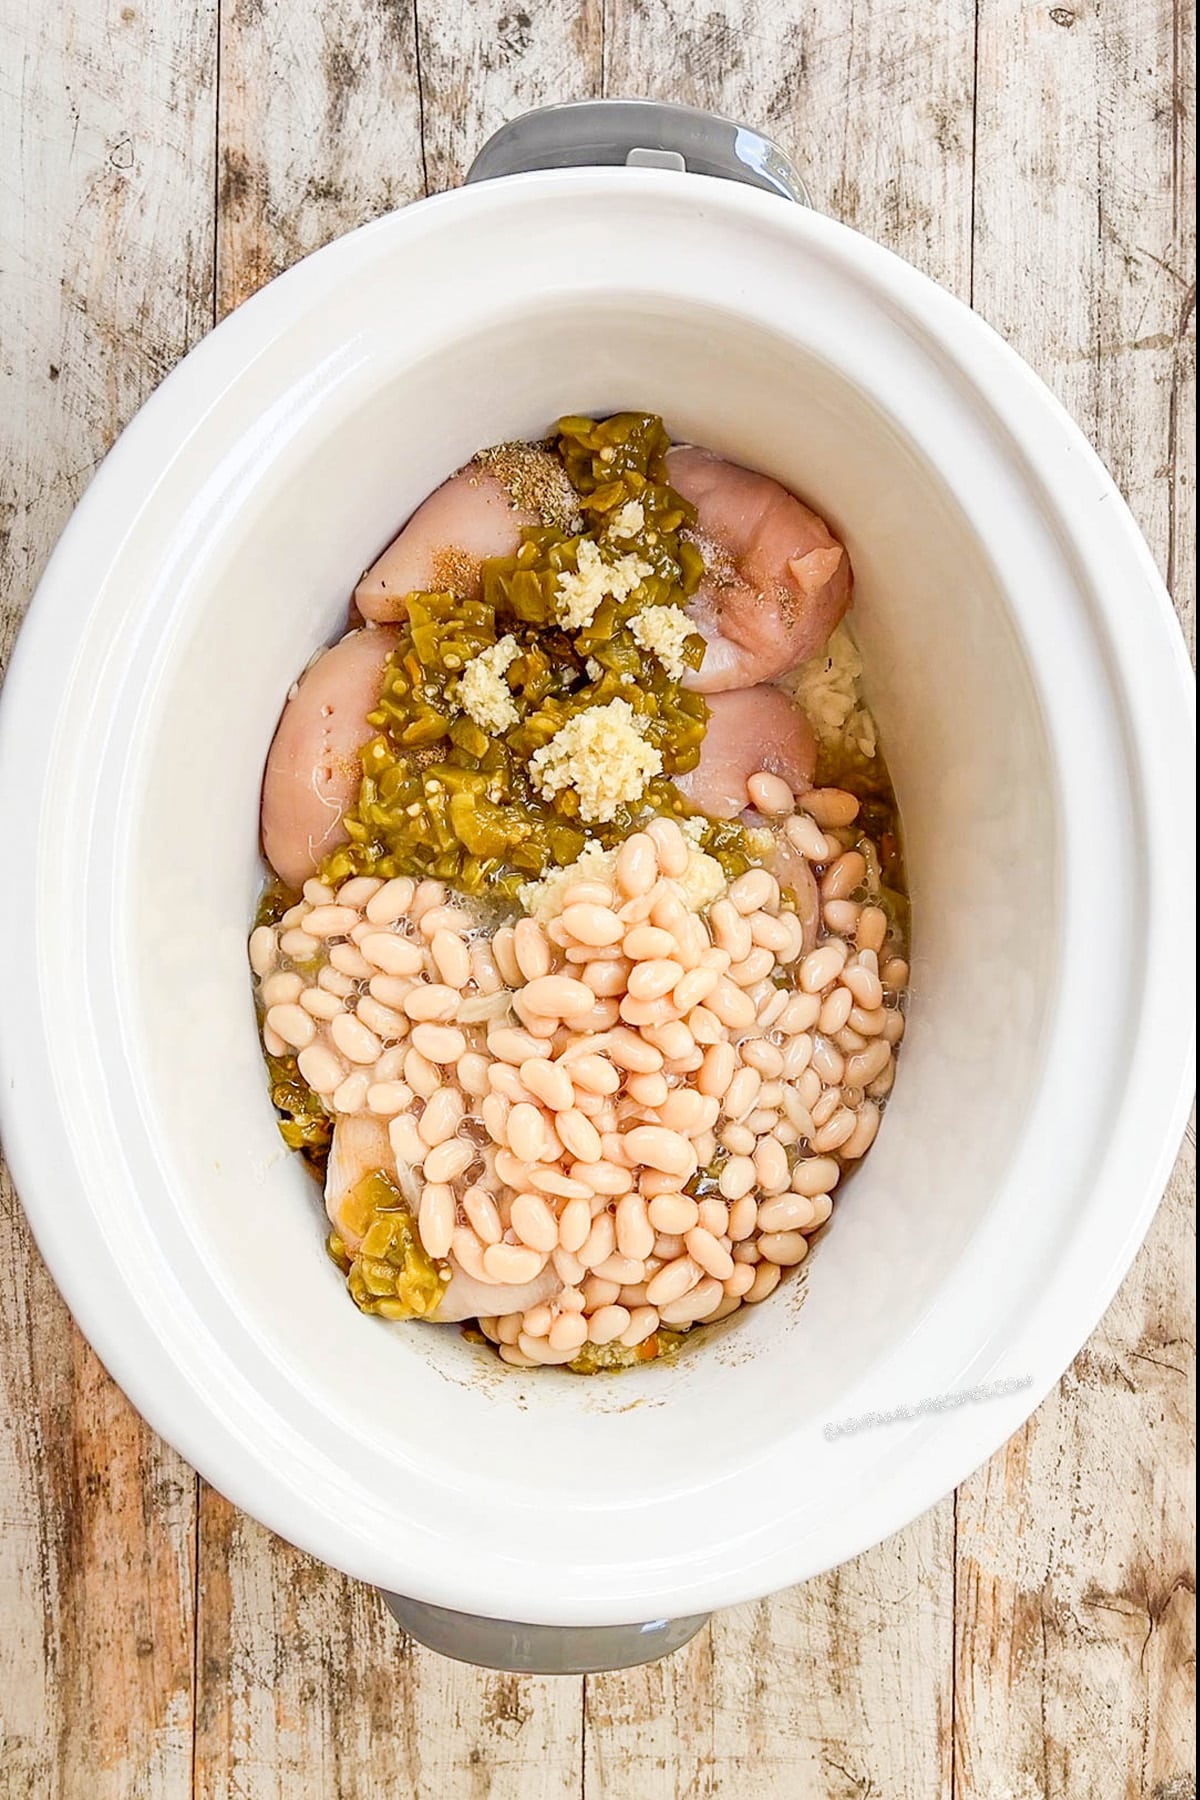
<box><xmin>249</xmin><ymin>414</ymin><xmax>909</xmax><ymax>1371</ymax></box>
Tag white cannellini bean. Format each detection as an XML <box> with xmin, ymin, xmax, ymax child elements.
<box><xmin>423</xmin><ymin>1139</ymin><xmax>474</xmax><ymax>1184</ymax></box>
<box><xmin>784</xmin><ymin>812</ymin><xmax>831</xmax><ymax>862</ymax></box>
<box><xmin>418</xmin><ymin>1184</ymin><xmax>456</xmax><ymax>1259</ymax></box>
<box><xmin>355</xmin><ymin>996</ymin><xmax>409</xmax><ymax>1041</ymax></box>
<box><xmin>745</xmin><ymin>770</ymin><xmax>794</xmax><ymax>816</ymax></box>
<box><xmin>359</xmin><ymin>932</ymin><xmax>425</xmax><ymax>975</ymax></box>
<box><xmin>645</xmin><ymin>1257</ymin><xmax>702</xmax><ymax>1307</ymax></box>
<box><xmin>261</xmin><ymin>971</ymin><xmax>304</xmax><ymax>1008</ymax></box>
<box><xmin>403</xmin><ymin>982</ymin><xmax>460</xmax><ymax>1022</ymax></box>
<box><xmin>266</xmin><ymin>1003</ymin><xmax>315</xmax><ymax>1050</ymax></box>
<box><xmin>758</xmin><ymin>1230</ymin><xmax>810</xmax><ymax>1267</ymax></box>
<box><xmin>279</xmin><ymin>929</ymin><xmax>319</xmax><ymax>960</ymax></box>
<box><xmin>510</xmin><ymin>1191</ymin><xmax>560</xmax><ymax>1253</ymax></box>
<box><xmin>745</xmin><ymin>1262</ymin><xmax>782</xmax><ymax>1303</ymax></box>
<box><xmin>520</xmin><ymin>1058</ymin><xmax>575</xmax><ymax>1112</ymax></box>
<box><xmin>614</xmin><ymin>1193</ymin><xmax>655</xmax><ymax>1261</ymax></box>
<box><xmin>335</xmin><ymin>876</ymin><xmax>383</xmax><ymax>909</ymax></box>
<box><xmin>330</xmin><ymin>1011</ymin><xmax>382</xmax><ymax>1064</ymax></box>
<box><xmin>839</xmin><ymin>1101</ymin><xmax>882</xmax><ymax>1160</ymax></box>
<box><xmin>418</xmin><ymin>1088</ymin><xmax>463</xmax><ymax>1146</ymax></box>
<box><xmin>366</xmin><ymin>1081</ymin><xmax>413</xmax><ymax>1117</ymax></box>
<box><xmin>461</xmin><ymin>1185</ymin><xmax>503</xmax><ymax>1244</ymax></box>
<box><xmin>248</xmin><ymin>926</ymin><xmax>278</xmax><ymax>977</ymax></box>
<box><xmin>753</xmin><ymin>1136</ymin><xmax>791</xmax><ymax>1195</ymax></box>
<box><xmin>300</xmin><ymin>987</ymin><xmax>343</xmax><ymax>1022</ymax></box>
<box><xmin>389</xmin><ymin>1113</ymin><xmax>426</xmax><ymax>1167</ymax></box>
<box><xmin>304</xmin><ymin>904</ymin><xmax>360</xmax><ymax>939</ymax></box>
<box><xmin>620</xmin><ymin>1306</ymin><xmax>661</xmax><ymax>1347</ymax></box>
<box><xmin>485</xmin><ymin>1242</ymin><xmax>546</xmax><ymax>1285</ymax></box>
<box><xmin>757</xmin><ymin>1193</ymin><xmax>816</xmax><ymax>1233</ymax></box>
<box><xmin>430</xmin><ymin>928</ymin><xmax>471</xmax><ymax>988</ymax></box>
<box><xmin>801</xmin><ymin>788</ymin><xmax>859</xmax><ymax>828</ymax></box>
<box><xmin>718</xmin><ymin>1156</ymin><xmax>756</xmax><ymax>1201</ymax></box>
<box><xmin>297</xmin><ymin>1042</ymin><xmax>344</xmax><ymax>1095</ymax></box>
<box><xmin>365</xmin><ymin>877</ymin><xmax>415</xmax><ymax>924</ymax></box>
<box><xmin>658</xmin><ymin>1276</ymin><xmax>724</xmax><ymax>1326</ymax></box>
<box><xmin>645</xmin><ymin>816</ymin><xmax>690</xmax><ymax>877</ymax></box>
<box><xmin>318</xmin><ymin>966</ymin><xmax>355</xmax><ymax>998</ymax></box>
<box><xmin>333</xmin><ymin>1070</ymin><xmax>370</xmax><ymax>1114</ymax></box>
<box><xmin>329</xmin><ymin>942</ymin><xmax>373</xmax><ymax>979</ymax></box>
<box><xmin>800</xmin><ymin>942</ymin><xmax>848</xmax><ymax>993</ymax></box>
<box><xmin>409</xmin><ymin>1022</ymin><xmax>466</xmax><ymax>1064</ymax></box>
<box><xmin>685</xmin><ymin>1227</ymin><xmax>735</xmax><ymax>1281</ymax></box>
<box><xmin>728</xmin><ymin>867</ymin><xmax>778</xmax><ymax>914</ymax></box>
<box><xmin>404</xmin><ymin>1048</ymin><xmax>441</xmax><ymax>1100</ymax></box>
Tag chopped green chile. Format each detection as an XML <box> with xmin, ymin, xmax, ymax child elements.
<box><xmin>267</xmin><ymin>1053</ymin><xmax>333</xmax><ymax>1169</ymax></box>
<box><xmin>337</xmin><ymin>1171</ymin><xmax>450</xmax><ymax>1320</ymax></box>
<box><xmin>254</xmin><ymin>878</ymin><xmax>300</xmax><ymax>930</ymax></box>
<box><xmin>318</xmin><ymin>416</ymin><xmax>763</xmax><ymax>898</ymax></box>
<box><xmin>567</xmin><ymin>1328</ymin><xmax>689</xmax><ymax>1374</ymax></box>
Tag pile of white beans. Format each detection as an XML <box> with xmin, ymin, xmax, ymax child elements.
<box><xmin>250</xmin><ymin>782</ymin><xmax>908</xmax><ymax>1368</ymax></box>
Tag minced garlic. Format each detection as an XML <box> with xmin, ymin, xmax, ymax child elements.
<box><xmin>629</xmin><ymin>604</ymin><xmax>695</xmax><ymax>681</ymax></box>
<box><xmin>674</xmin><ymin>848</ymin><xmax>727</xmax><ymax>911</ymax></box>
<box><xmin>554</xmin><ymin>539</ymin><xmax>651</xmax><ymax>630</ymax></box>
<box><xmin>528</xmin><ymin>699</ymin><xmax>663</xmax><ymax>823</ymax></box>
<box><xmin>518</xmin><ymin>842</ymin><xmax>617</xmax><ymax>917</ymax></box>
<box><xmin>607</xmin><ymin>500</ymin><xmax>645</xmax><ymax>539</ymax></box>
<box><xmin>519</xmin><ymin>833</ymin><xmax>727</xmax><ymax>918</ymax></box>
<box><xmin>459</xmin><ymin>636</ymin><xmax>520</xmax><ymax>733</ymax></box>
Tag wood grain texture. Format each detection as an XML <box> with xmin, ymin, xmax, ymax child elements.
<box><xmin>585</xmin><ymin>1528</ymin><xmax>955</xmax><ymax>1800</ymax></box>
<box><xmin>216</xmin><ymin>0</ymin><xmax>425</xmax><ymax>317</ymax></box>
<box><xmin>956</xmin><ymin>2</ymin><xmax>1197</xmax><ymax>1795</ymax></box>
<box><xmin>0</xmin><ymin>2</ymin><xmax>1194</xmax><ymax>1796</ymax></box>
<box><xmin>955</xmin><ymin>1160</ymin><xmax>1197</xmax><ymax>1800</ymax></box>
<box><xmin>602</xmin><ymin>0</ymin><xmax>977</xmax><ymax>292</ymax></box>
<box><xmin>0</xmin><ymin>1164</ymin><xmax>198</xmax><ymax>1800</ymax></box>
<box><xmin>0</xmin><ymin>0</ymin><xmax>215</xmax><ymax>1793</ymax></box>
<box><xmin>417</xmin><ymin>0</ymin><xmax>602</xmax><ymax>192</ymax></box>
<box><xmin>194</xmin><ymin>1494</ymin><xmax>581</xmax><ymax>1800</ymax></box>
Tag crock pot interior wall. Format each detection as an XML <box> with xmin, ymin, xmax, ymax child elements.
<box><xmin>125</xmin><ymin>298</ymin><xmax>1056</xmax><ymax>1490</ymax></box>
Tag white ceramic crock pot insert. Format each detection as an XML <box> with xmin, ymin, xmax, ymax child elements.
<box><xmin>0</xmin><ymin>152</ymin><xmax>1193</xmax><ymax>1632</ymax></box>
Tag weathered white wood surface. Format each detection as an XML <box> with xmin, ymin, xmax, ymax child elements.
<box><xmin>0</xmin><ymin>3</ymin><xmax>213</xmax><ymax>1795</ymax></box>
<box><xmin>958</xmin><ymin>5</ymin><xmax>1196</xmax><ymax>1795</ymax></box>
<box><xmin>0</xmin><ymin>1</ymin><xmax>1193</xmax><ymax>1796</ymax></box>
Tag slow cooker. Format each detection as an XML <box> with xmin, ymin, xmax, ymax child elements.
<box><xmin>0</xmin><ymin>101</ymin><xmax>1193</xmax><ymax>1673</ymax></box>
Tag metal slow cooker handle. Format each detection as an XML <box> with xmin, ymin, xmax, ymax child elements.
<box><xmin>377</xmin><ymin>96</ymin><xmax>801</xmax><ymax>1677</ymax></box>
<box><xmin>378</xmin><ymin>1593</ymin><xmax>710</xmax><ymax>1675</ymax></box>
<box><xmin>465</xmin><ymin>97</ymin><xmax>811</xmax><ymax>206</ymax></box>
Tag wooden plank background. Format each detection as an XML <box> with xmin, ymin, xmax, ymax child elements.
<box><xmin>0</xmin><ymin>0</ymin><xmax>1193</xmax><ymax>1793</ymax></box>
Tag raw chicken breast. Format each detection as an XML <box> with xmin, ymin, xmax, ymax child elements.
<box><xmin>675</xmin><ymin>685</ymin><xmax>820</xmax><ymax>948</ymax></box>
<box><xmin>355</xmin><ymin>446</ymin><xmax>581</xmax><ymax>621</ymax></box>
<box><xmin>768</xmin><ymin>827</ymin><xmax>821</xmax><ymax>953</ymax></box>
<box><xmin>325</xmin><ymin>1113</ymin><xmax>402</xmax><ymax>1236</ymax></box>
<box><xmin>433</xmin><ymin>1259</ymin><xmax>560</xmax><ymax>1326</ymax></box>
<box><xmin>261</xmin><ymin>625</ymin><xmax>399</xmax><ymax>889</ymax></box>
<box><xmin>675</xmin><ymin>685</ymin><xmax>817</xmax><ymax>820</ymax></box>
<box><xmin>667</xmin><ymin>446</ymin><xmax>851</xmax><ymax>692</ymax></box>
<box><xmin>324</xmin><ymin>1116</ymin><xmax>560</xmax><ymax>1324</ymax></box>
